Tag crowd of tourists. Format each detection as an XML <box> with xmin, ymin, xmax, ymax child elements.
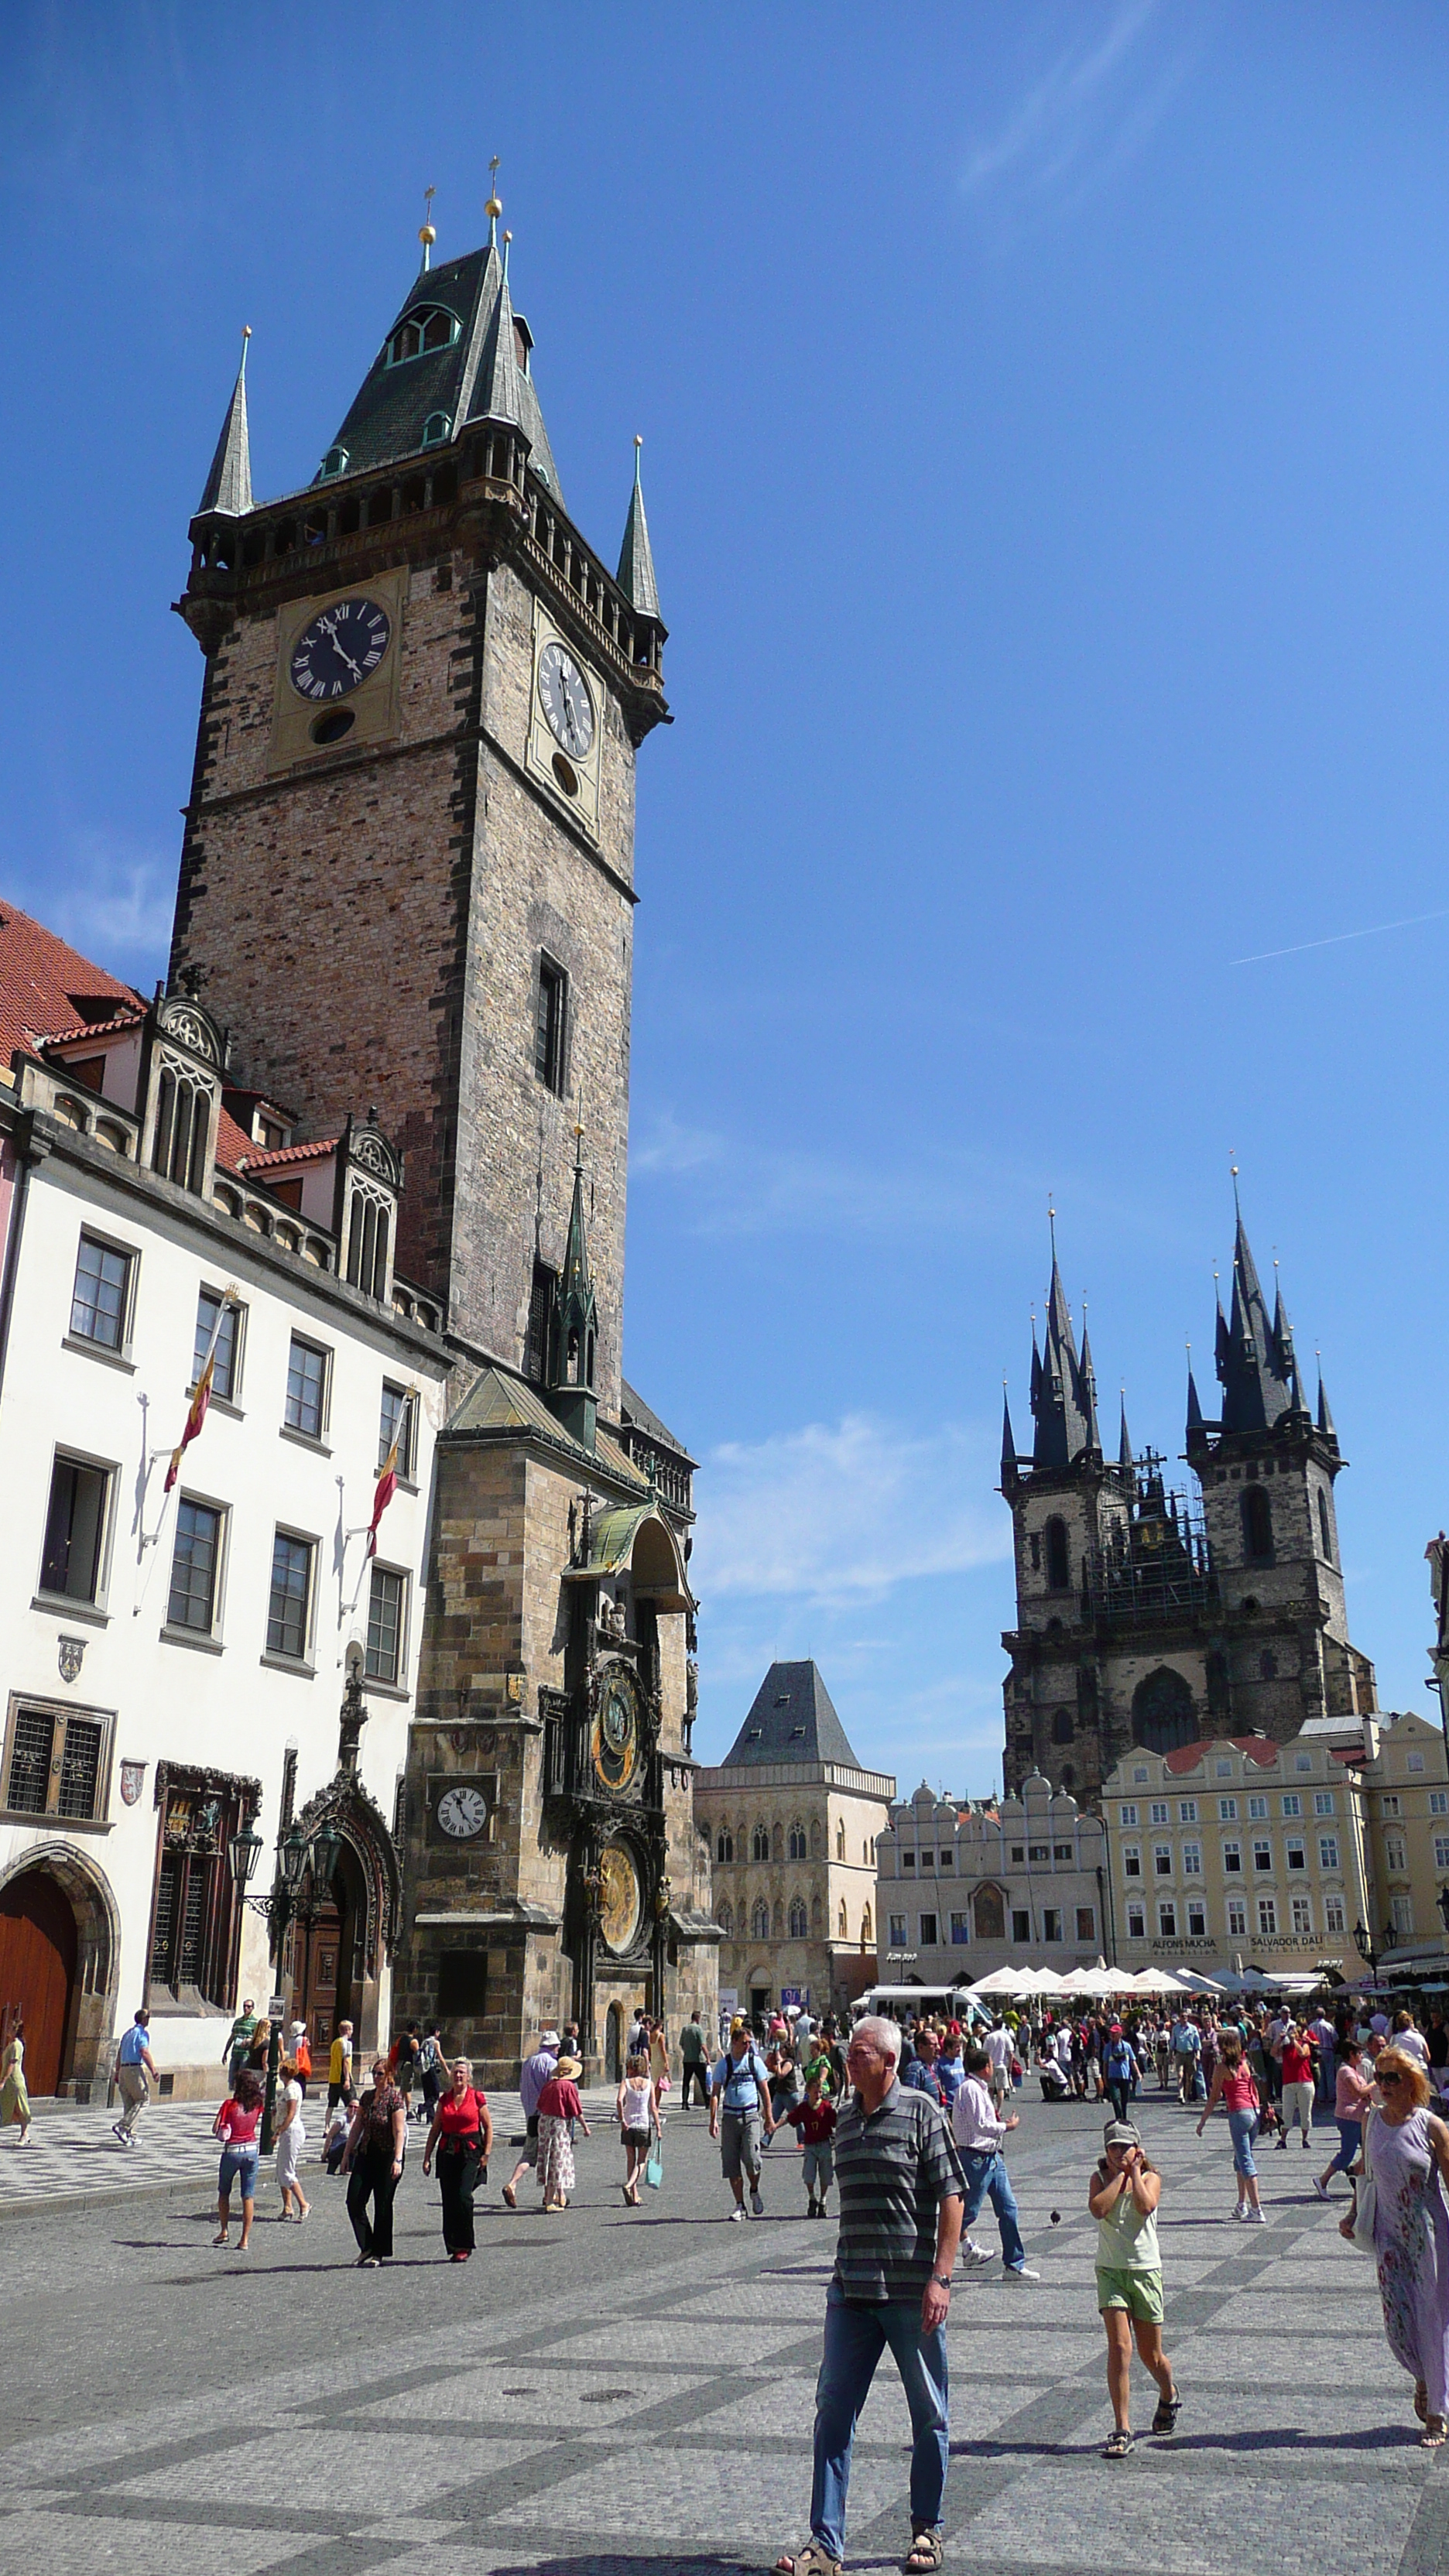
<box><xmin>21</xmin><ymin>1975</ymin><xmax>1447</xmax><ymax>2567</ymax></box>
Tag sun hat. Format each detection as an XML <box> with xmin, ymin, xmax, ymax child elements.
<box><xmin>554</xmin><ymin>2055</ymin><xmax>583</xmax><ymax>2080</ymax></box>
<box><xmin>1103</xmin><ymin>2119</ymin><xmax>1142</xmax><ymax>2149</ymax></box>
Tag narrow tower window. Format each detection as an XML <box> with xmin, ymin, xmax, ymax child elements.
<box><xmin>1242</xmin><ymin>1485</ymin><xmax>1274</xmax><ymax>1564</ymax></box>
<box><xmin>535</xmin><ymin>955</ymin><xmax>568</xmax><ymax>1094</ymax></box>
<box><xmin>1317</xmin><ymin>1489</ymin><xmax>1334</xmax><ymax>1564</ymax></box>
<box><xmin>524</xmin><ymin>1259</ymin><xmax>557</xmax><ymax>1385</ymax></box>
<box><xmin>1044</xmin><ymin>1516</ymin><xmax>1070</xmax><ymax>1591</ymax></box>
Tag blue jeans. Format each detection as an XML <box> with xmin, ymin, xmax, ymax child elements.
<box><xmin>1228</xmin><ymin>2108</ymin><xmax>1259</xmax><ymax>2178</ymax></box>
<box><xmin>810</xmin><ymin>2288</ymin><xmax>949</xmax><ymax>2560</ymax></box>
<box><xmin>960</xmin><ymin>2146</ymin><xmax>1026</xmax><ymax>2270</ymax></box>
<box><xmin>1325</xmin><ymin>2116</ymin><xmax>1361</xmax><ymax>2178</ymax></box>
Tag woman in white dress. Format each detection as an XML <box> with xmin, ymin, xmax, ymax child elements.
<box><xmin>274</xmin><ymin>2061</ymin><xmax>310</xmax><ymax>2220</ymax></box>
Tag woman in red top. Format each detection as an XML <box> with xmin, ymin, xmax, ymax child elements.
<box><xmin>1195</xmin><ymin>2028</ymin><xmax>1264</xmax><ymax>2220</ymax></box>
<box><xmin>1277</xmin><ymin>2023</ymin><xmax>1317</xmax><ymax>2154</ymax></box>
<box><xmin>422</xmin><ymin>2057</ymin><xmax>495</xmax><ymax>2261</ymax></box>
<box><xmin>212</xmin><ymin>2067</ymin><xmax>263</xmax><ymax>2252</ymax></box>
<box><xmin>536</xmin><ymin>2053</ymin><xmax>592</xmax><ymax>2211</ymax></box>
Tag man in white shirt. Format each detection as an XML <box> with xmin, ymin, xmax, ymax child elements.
<box><xmin>952</xmin><ymin>2044</ymin><xmax>1040</xmax><ymax>2282</ymax></box>
<box><xmin>984</xmin><ymin>2020</ymin><xmax>1013</xmax><ymax>2111</ymax></box>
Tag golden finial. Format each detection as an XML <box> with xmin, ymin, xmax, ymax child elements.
<box><xmin>485</xmin><ymin>155</ymin><xmax>502</xmax><ymax>239</ymax></box>
<box><xmin>418</xmin><ymin>183</ymin><xmax>437</xmax><ymax>270</ymax></box>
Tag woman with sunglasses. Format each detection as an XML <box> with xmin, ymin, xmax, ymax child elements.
<box><xmin>1341</xmin><ymin>2046</ymin><xmax>1449</xmax><ymax>2448</ymax></box>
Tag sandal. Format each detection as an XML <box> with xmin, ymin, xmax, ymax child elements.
<box><xmin>1151</xmin><ymin>2387</ymin><xmax>1182</xmax><ymax>2435</ymax></box>
<box><xmin>1416</xmin><ymin>2383</ymin><xmax>1430</xmax><ymax>2425</ymax></box>
<box><xmin>904</xmin><ymin>2533</ymin><xmax>944</xmax><ymax>2574</ymax></box>
<box><xmin>1102</xmin><ymin>2427</ymin><xmax>1135</xmax><ymax>2460</ymax></box>
<box><xmin>773</xmin><ymin>2550</ymin><xmax>841</xmax><ymax>2576</ymax></box>
<box><xmin>1423</xmin><ymin>2417</ymin><xmax>1448</xmax><ymax>2450</ymax></box>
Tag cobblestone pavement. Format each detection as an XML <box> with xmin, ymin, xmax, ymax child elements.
<box><xmin>1</xmin><ymin>2087</ymin><xmax>1440</xmax><ymax>2574</ymax></box>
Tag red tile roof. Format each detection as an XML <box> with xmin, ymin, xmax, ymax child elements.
<box><xmin>0</xmin><ymin>899</ymin><xmax>145</xmax><ymax>1068</ymax></box>
<box><xmin>236</xmin><ymin>1136</ymin><xmax>339</xmax><ymax>1174</ymax></box>
<box><xmin>214</xmin><ymin>1108</ymin><xmax>255</xmax><ymax>1174</ymax></box>
<box><xmin>32</xmin><ymin>1009</ymin><xmax>146</xmax><ymax>1048</ymax></box>
<box><xmin>1162</xmin><ymin>1733</ymin><xmax>1282</xmax><ymax>1774</ymax></box>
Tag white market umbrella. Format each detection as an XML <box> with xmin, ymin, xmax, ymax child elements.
<box><xmin>966</xmin><ymin>1966</ymin><xmax>1035</xmax><ymax>1997</ymax></box>
<box><xmin>1130</xmin><ymin>1968</ymin><xmax>1190</xmax><ymax>1995</ymax></box>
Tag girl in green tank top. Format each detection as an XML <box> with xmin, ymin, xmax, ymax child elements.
<box><xmin>1088</xmin><ymin>2123</ymin><xmax>1180</xmax><ymax>2460</ymax></box>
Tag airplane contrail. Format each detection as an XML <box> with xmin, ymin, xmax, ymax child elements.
<box><xmin>1232</xmin><ymin>906</ymin><xmax>1449</xmax><ymax>967</ymax></box>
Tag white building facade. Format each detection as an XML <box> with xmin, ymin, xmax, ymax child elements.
<box><xmin>876</xmin><ymin>1775</ymin><xmax>1107</xmax><ymax>1985</ymax></box>
<box><xmin>0</xmin><ymin>916</ymin><xmax>449</xmax><ymax>2098</ymax></box>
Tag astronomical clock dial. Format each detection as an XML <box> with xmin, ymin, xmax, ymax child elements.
<box><xmin>591</xmin><ymin>1665</ymin><xmax>639</xmax><ymax>1793</ymax></box>
<box><xmin>435</xmin><ymin>1783</ymin><xmax>488</xmax><ymax>1841</ymax></box>
<box><xmin>537</xmin><ymin>639</ymin><xmax>594</xmax><ymax>757</ymax></box>
<box><xmin>289</xmin><ymin>598</ymin><xmax>392</xmax><ymax>701</ymax></box>
<box><xmin>598</xmin><ymin>1842</ymin><xmax>642</xmax><ymax>1954</ymax></box>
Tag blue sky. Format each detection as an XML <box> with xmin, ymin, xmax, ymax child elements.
<box><xmin>5</xmin><ymin>5</ymin><xmax>1449</xmax><ymax>1795</ymax></box>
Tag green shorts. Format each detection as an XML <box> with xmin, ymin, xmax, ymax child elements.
<box><xmin>1096</xmin><ymin>2265</ymin><xmax>1163</xmax><ymax>2323</ymax></box>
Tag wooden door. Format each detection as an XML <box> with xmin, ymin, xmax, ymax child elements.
<box><xmin>299</xmin><ymin>1902</ymin><xmax>341</xmax><ymax>2041</ymax></box>
<box><xmin>0</xmin><ymin>1872</ymin><xmax>77</xmax><ymax>2095</ymax></box>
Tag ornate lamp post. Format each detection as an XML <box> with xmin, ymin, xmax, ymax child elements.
<box><xmin>1354</xmin><ymin>1918</ymin><xmax>1379</xmax><ymax>1978</ymax></box>
<box><xmin>229</xmin><ymin>1814</ymin><xmax>331</xmax><ymax>2150</ymax></box>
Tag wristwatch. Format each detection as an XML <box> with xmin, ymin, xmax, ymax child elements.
<box><xmin>930</xmin><ymin>2273</ymin><xmax>954</xmax><ymax>2289</ymax></box>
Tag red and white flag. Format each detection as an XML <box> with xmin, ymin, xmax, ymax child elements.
<box><xmin>366</xmin><ymin>1437</ymin><xmax>399</xmax><ymax>1558</ymax></box>
<box><xmin>164</xmin><ymin>1293</ymin><xmax>234</xmax><ymax>1494</ymax></box>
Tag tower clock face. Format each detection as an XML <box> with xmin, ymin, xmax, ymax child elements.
<box><xmin>537</xmin><ymin>640</ymin><xmax>594</xmax><ymax>757</ymax></box>
<box><xmin>289</xmin><ymin>598</ymin><xmax>392</xmax><ymax>701</ymax></box>
<box><xmin>435</xmin><ymin>1783</ymin><xmax>488</xmax><ymax>1841</ymax></box>
<box><xmin>591</xmin><ymin>1667</ymin><xmax>639</xmax><ymax>1792</ymax></box>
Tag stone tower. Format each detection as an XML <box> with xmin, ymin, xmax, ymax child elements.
<box><xmin>1000</xmin><ymin>1200</ymin><xmax>1375</xmax><ymax>1800</ymax></box>
<box><xmin>169</xmin><ymin>212</ymin><xmax>670</xmax><ymax>1412</ymax></box>
<box><xmin>167</xmin><ymin>214</ymin><xmax>716</xmax><ymax>2080</ymax></box>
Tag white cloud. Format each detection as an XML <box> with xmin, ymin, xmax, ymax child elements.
<box><xmin>15</xmin><ymin>833</ymin><xmax>175</xmax><ymax>987</ymax></box>
<box><xmin>961</xmin><ymin>0</ymin><xmax>1195</xmax><ymax>221</ymax></box>
<box><xmin>694</xmin><ymin>1411</ymin><xmax>1010</xmax><ymax>1608</ymax></box>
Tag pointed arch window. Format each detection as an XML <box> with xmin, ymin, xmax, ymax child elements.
<box><xmin>385</xmin><ymin>306</ymin><xmax>460</xmax><ymax>367</ymax></box>
<box><xmin>716</xmin><ymin>1899</ymin><xmax>732</xmax><ymax>1936</ymax></box>
<box><xmin>1044</xmin><ymin>1516</ymin><xmax>1070</xmax><ymax>1591</ymax></box>
<box><xmin>1317</xmin><ymin>1490</ymin><xmax>1334</xmax><ymax>1564</ymax></box>
<box><xmin>422</xmin><ymin>410</ymin><xmax>452</xmax><ymax>447</ymax></box>
<box><xmin>716</xmin><ymin>1828</ymin><xmax>734</xmax><ymax>1865</ymax></box>
<box><xmin>751</xmin><ymin>1899</ymin><xmax>769</xmax><ymax>1940</ymax></box>
<box><xmin>787</xmin><ymin>1821</ymin><xmax>807</xmax><ymax>1860</ymax></box>
<box><xmin>788</xmin><ymin>1897</ymin><xmax>807</xmax><ymax>1938</ymax></box>
<box><xmin>1242</xmin><ymin>1485</ymin><xmax>1274</xmax><ymax>1565</ymax></box>
<box><xmin>152</xmin><ymin>1061</ymin><xmax>213</xmax><ymax>1196</ymax></box>
<box><xmin>861</xmin><ymin>1904</ymin><xmax>872</xmax><ymax>1945</ymax></box>
<box><xmin>838</xmin><ymin>1900</ymin><xmax>848</xmax><ymax>1937</ymax></box>
<box><xmin>752</xmin><ymin>1824</ymin><xmax>769</xmax><ymax>1862</ymax></box>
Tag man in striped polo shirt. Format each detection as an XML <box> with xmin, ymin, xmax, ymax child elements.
<box><xmin>774</xmin><ymin>2016</ymin><xmax>966</xmax><ymax>2576</ymax></box>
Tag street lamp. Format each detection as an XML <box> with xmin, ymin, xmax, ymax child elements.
<box><xmin>1354</xmin><ymin>1919</ymin><xmax>1379</xmax><ymax>1978</ymax></box>
<box><xmin>228</xmin><ymin>1815</ymin><xmax>264</xmax><ymax>1891</ymax></box>
<box><xmin>310</xmin><ymin>1817</ymin><xmax>342</xmax><ymax>1896</ymax></box>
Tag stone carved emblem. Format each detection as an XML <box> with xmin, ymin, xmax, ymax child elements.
<box><xmin>119</xmin><ymin>1759</ymin><xmax>146</xmax><ymax>1807</ymax></box>
<box><xmin>57</xmin><ymin>1635</ymin><xmax>86</xmax><ymax>1684</ymax></box>
<box><xmin>598</xmin><ymin>1842</ymin><xmax>642</xmax><ymax>1955</ymax></box>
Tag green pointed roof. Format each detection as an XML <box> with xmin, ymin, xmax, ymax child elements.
<box><xmin>721</xmin><ymin>1661</ymin><xmax>864</xmax><ymax>1769</ymax></box>
<box><xmin>616</xmin><ymin>440</ymin><xmax>660</xmax><ymax>618</ymax></box>
<box><xmin>199</xmin><ymin>331</ymin><xmax>253</xmax><ymax>516</ymax></box>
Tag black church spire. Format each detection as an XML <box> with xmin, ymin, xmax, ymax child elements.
<box><xmin>1030</xmin><ymin>1237</ymin><xmax>1096</xmax><ymax>1469</ymax></box>
<box><xmin>1217</xmin><ymin>1198</ymin><xmax>1297</xmax><ymax>1434</ymax></box>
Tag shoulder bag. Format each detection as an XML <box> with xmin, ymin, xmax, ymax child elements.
<box><xmin>1349</xmin><ymin>2107</ymin><xmax>1378</xmax><ymax>2253</ymax></box>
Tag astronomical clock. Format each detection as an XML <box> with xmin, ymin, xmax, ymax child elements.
<box><xmin>541</xmin><ymin>1615</ymin><xmax>670</xmax><ymax>2038</ymax></box>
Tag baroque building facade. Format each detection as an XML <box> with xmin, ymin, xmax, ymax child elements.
<box><xmin>1000</xmin><ymin>1201</ymin><xmax>1376</xmax><ymax>1805</ymax></box>
<box><xmin>875</xmin><ymin>1776</ymin><xmax>1106</xmax><ymax>1985</ymax></box>
<box><xmin>694</xmin><ymin>1662</ymin><xmax>893</xmax><ymax>2021</ymax></box>
<box><xmin>159</xmin><ymin>197</ymin><xmax>714</xmax><ymax>2082</ymax></box>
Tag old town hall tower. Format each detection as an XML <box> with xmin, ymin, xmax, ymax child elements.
<box><xmin>999</xmin><ymin>1201</ymin><xmax>1377</xmax><ymax>1802</ymax></box>
<box><xmin>170</xmin><ymin>198</ymin><xmax>716</xmax><ymax>2079</ymax></box>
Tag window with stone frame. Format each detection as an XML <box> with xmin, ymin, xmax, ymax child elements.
<box><xmin>889</xmin><ymin>1913</ymin><xmax>908</xmax><ymax>1946</ymax></box>
<box><xmin>70</xmin><ymin>1231</ymin><xmax>135</xmax><ymax>1351</ymax></box>
<box><xmin>1391</xmin><ymin>1893</ymin><xmax>1414</xmax><ymax>1936</ymax></box>
<box><xmin>1011</xmin><ymin>1909</ymin><xmax>1031</xmax><ymax>1943</ymax></box>
<box><xmin>1187</xmin><ymin>1900</ymin><xmax>1207</xmax><ymax>1936</ymax></box>
<box><xmin>752</xmin><ymin>1899</ymin><xmax>769</xmax><ymax>1940</ymax></box>
<box><xmin>1257</xmin><ymin>1896</ymin><xmax>1277</xmax><ymax>1935</ymax></box>
<box><xmin>166</xmin><ymin>1499</ymin><xmax>224</xmax><ymax>1636</ymax></box>
<box><xmin>378</xmin><ymin>1381</ymin><xmax>416</xmax><ymax>1477</ymax></box>
<box><xmin>716</xmin><ymin>1828</ymin><xmax>734</xmax><ymax>1864</ymax></box>
<box><xmin>1227</xmin><ymin>1898</ymin><xmax>1247</xmax><ymax>1937</ymax></box>
<box><xmin>1126</xmin><ymin>1900</ymin><xmax>1146</xmax><ymax>1938</ymax></box>
<box><xmin>365</xmin><ymin>1564</ymin><xmax>406</xmax><ymax>1687</ymax></box>
<box><xmin>535</xmin><ymin>954</ymin><xmax>569</xmax><ymax>1094</ymax></box>
<box><xmin>788</xmin><ymin>1896</ymin><xmax>807</xmax><ymax>1938</ymax></box>
<box><xmin>951</xmin><ymin>1911</ymin><xmax>970</xmax><ymax>1944</ymax></box>
<box><xmin>1158</xmin><ymin>1900</ymin><xmax>1177</xmax><ymax>1937</ymax></box>
<box><xmin>149</xmin><ymin>1769</ymin><xmax>252</xmax><ymax>2007</ymax></box>
<box><xmin>752</xmin><ymin>1824</ymin><xmax>769</xmax><ymax>1862</ymax></box>
<box><xmin>716</xmin><ymin>1900</ymin><xmax>733</xmax><ymax>1936</ymax></box>
<box><xmin>787</xmin><ymin>1821</ymin><xmax>807</xmax><ymax>1860</ymax></box>
<box><xmin>1</xmin><ymin>1698</ymin><xmax>111</xmax><ymax>1823</ymax></box>
<box><xmin>919</xmin><ymin>1912</ymin><xmax>937</xmax><ymax>1946</ymax></box>
<box><xmin>1324</xmin><ymin>1895</ymin><xmax>1346</xmax><ymax>1934</ymax></box>
<box><xmin>1076</xmin><ymin>1906</ymin><xmax>1095</xmax><ymax>1941</ymax></box>
<box><xmin>39</xmin><ymin>1452</ymin><xmax>112</xmax><ymax>1605</ymax></box>
<box><xmin>1291</xmin><ymin>1895</ymin><xmax>1313</xmax><ymax>1934</ymax></box>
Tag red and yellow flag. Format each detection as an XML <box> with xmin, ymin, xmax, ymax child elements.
<box><xmin>163</xmin><ymin>1289</ymin><xmax>234</xmax><ymax>1495</ymax></box>
<box><xmin>366</xmin><ymin>1437</ymin><xmax>399</xmax><ymax>1558</ymax></box>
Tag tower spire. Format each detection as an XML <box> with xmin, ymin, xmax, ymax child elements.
<box><xmin>1218</xmin><ymin>1187</ymin><xmax>1295</xmax><ymax>1433</ymax></box>
<box><xmin>1118</xmin><ymin>1392</ymin><xmax>1132</xmax><ymax>1481</ymax></box>
<box><xmin>1001</xmin><ymin>1382</ymin><xmax>1019</xmax><ymax>1489</ymax></box>
<box><xmin>617</xmin><ymin>434</ymin><xmax>662</xmax><ymax>620</ymax></box>
<box><xmin>198</xmin><ymin>326</ymin><xmax>253</xmax><ymax>518</ymax></box>
<box><xmin>485</xmin><ymin>156</ymin><xmax>502</xmax><ymax>247</ymax></box>
<box><xmin>1029</xmin><ymin>1223</ymin><xmax>1094</xmax><ymax>1469</ymax></box>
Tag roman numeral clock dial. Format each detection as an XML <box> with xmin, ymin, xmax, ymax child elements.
<box><xmin>538</xmin><ymin>640</ymin><xmax>594</xmax><ymax>758</ymax></box>
<box><xmin>289</xmin><ymin>598</ymin><xmax>392</xmax><ymax>701</ymax></box>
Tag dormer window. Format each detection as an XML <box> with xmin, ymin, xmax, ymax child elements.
<box><xmin>318</xmin><ymin>444</ymin><xmax>349</xmax><ymax>480</ymax></box>
<box><xmin>152</xmin><ymin>1062</ymin><xmax>213</xmax><ymax>1195</ymax></box>
<box><xmin>422</xmin><ymin>410</ymin><xmax>452</xmax><ymax>447</ymax></box>
<box><xmin>385</xmin><ymin>307</ymin><xmax>459</xmax><ymax>367</ymax></box>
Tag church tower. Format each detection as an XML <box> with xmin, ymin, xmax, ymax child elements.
<box><xmin>169</xmin><ymin>197</ymin><xmax>668</xmax><ymax>1413</ymax></box>
<box><xmin>166</xmin><ymin>203</ymin><xmax>717</xmax><ymax>2078</ymax></box>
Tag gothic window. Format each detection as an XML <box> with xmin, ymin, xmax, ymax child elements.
<box><xmin>1132</xmin><ymin>1666</ymin><xmax>1197</xmax><ymax>1756</ymax></box>
<box><xmin>772</xmin><ymin>1900</ymin><xmax>784</xmax><ymax>1939</ymax></box>
<box><xmin>422</xmin><ymin>410</ymin><xmax>452</xmax><ymax>447</ymax></box>
<box><xmin>1044</xmin><ymin>1516</ymin><xmax>1070</xmax><ymax>1591</ymax></box>
<box><xmin>525</xmin><ymin>1260</ymin><xmax>558</xmax><ymax>1385</ymax></box>
<box><xmin>1317</xmin><ymin>1490</ymin><xmax>1334</xmax><ymax>1564</ymax></box>
<box><xmin>385</xmin><ymin>305</ymin><xmax>460</xmax><ymax>366</ymax></box>
<box><xmin>344</xmin><ymin>1185</ymin><xmax>391</xmax><ymax>1300</ymax></box>
<box><xmin>810</xmin><ymin>1895</ymin><xmax>822</xmax><ymax>1931</ymax></box>
<box><xmin>772</xmin><ymin>1823</ymin><xmax>783</xmax><ymax>1862</ymax></box>
<box><xmin>751</xmin><ymin>1899</ymin><xmax>769</xmax><ymax>1940</ymax></box>
<box><xmin>152</xmin><ymin>1064</ymin><xmax>211</xmax><ymax>1194</ymax></box>
<box><xmin>788</xmin><ymin>1821</ymin><xmax>807</xmax><ymax>1860</ymax></box>
<box><xmin>788</xmin><ymin>1897</ymin><xmax>807</xmax><ymax>1938</ymax></box>
<box><xmin>974</xmin><ymin>1884</ymin><xmax>1005</xmax><ymax>1942</ymax></box>
<box><xmin>834</xmin><ymin>1899</ymin><xmax>846</xmax><ymax>1937</ymax></box>
<box><xmin>1242</xmin><ymin>1484</ymin><xmax>1274</xmax><ymax>1564</ymax></box>
<box><xmin>752</xmin><ymin>1824</ymin><xmax>769</xmax><ymax>1862</ymax></box>
<box><xmin>716</xmin><ymin>1829</ymin><xmax>734</xmax><ymax>1865</ymax></box>
<box><xmin>1051</xmin><ymin>1705</ymin><xmax>1074</xmax><ymax>1745</ymax></box>
<box><xmin>535</xmin><ymin>955</ymin><xmax>568</xmax><ymax>1094</ymax></box>
<box><xmin>835</xmin><ymin>1824</ymin><xmax>845</xmax><ymax>1859</ymax></box>
<box><xmin>861</xmin><ymin>1904</ymin><xmax>872</xmax><ymax>1944</ymax></box>
<box><xmin>716</xmin><ymin>1900</ymin><xmax>732</xmax><ymax>1936</ymax></box>
<box><xmin>810</xmin><ymin>1818</ymin><xmax>823</xmax><ymax>1857</ymax></box>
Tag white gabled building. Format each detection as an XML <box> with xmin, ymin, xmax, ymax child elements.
<box><xmin>0</xmin><ymin>902</ymin><xmax>449</xmax><ymax>2099</ymax></box>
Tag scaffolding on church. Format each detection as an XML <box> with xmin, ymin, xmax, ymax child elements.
<box><xmin>1084</xmin><ymin>1450</ymin><xmax>1218</xmax><ymax>1629</ymax></box>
